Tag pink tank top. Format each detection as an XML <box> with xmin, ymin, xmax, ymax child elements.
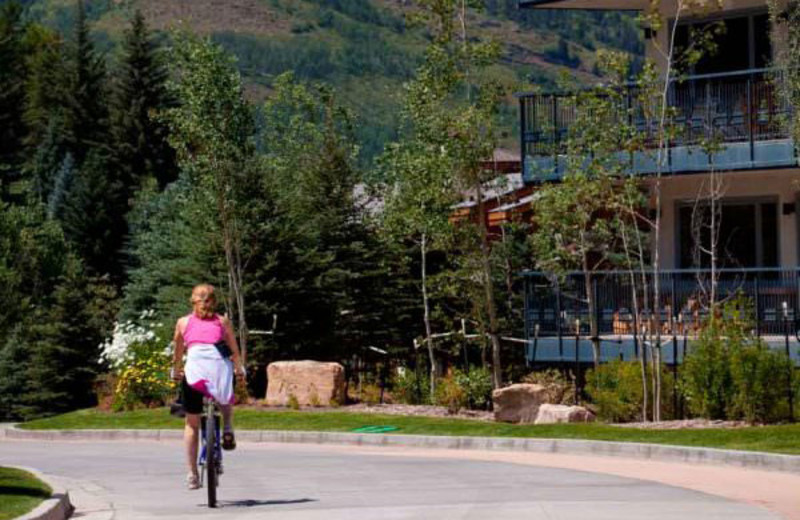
<box><xmin>183</xmin><ymin>314</ymin><xmax>224</xmax><ymax>347</ymax></box>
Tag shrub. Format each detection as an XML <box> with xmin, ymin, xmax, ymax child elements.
<box><xmin>434</xmin><ymin>372</ymin><xmax>467</xmax><ymax>414</ymax></box>
<box><xmin>287</xmin><ymin>393</ymin><xmax>300</xmax><ymax>410</ymax></box>
<box><xmin>585</xmin><ymin>360</ymin><xmax>676</xmax><ymax>423</ymax></box>
<box><xmin>522</xmin><ymin>368</ymin><xmax>573</xmax><ymax>405</ymax></box>
<box><xmin>454</xmin><ymin>367</ymin><xmax>493</xmax><ymax>410</ymax></box>
<box><xmin>101</xmin><ymin>312</ymin><xmax>175</xmax><ymax>411</ymax></box>
<box><xmin>585</xmin><ymin>360</ymin><xmax>645</xmax><ymax>422</ymax></box>
<box><xmin>113</xmin><ymin>350</ymin><xmax>175</xmax><ymax>411</ymax></box>
<box><xmin>683</xmin><ymin>298</ymin><xmax>793</xmax><ymax>423</ymax></box>
<box><xmin>729</xmin><ymin>344</ymin><xmax>793</xmax><ymax>423</ymax></box>
<box><xmin>682</xmin><ymin>297</ymin><xmax>794</xmax><ymax>424</ymax></box>
<box><xmin>392</xmin><ymin>367</ymin><xmax>431</xmax><ymax>405</ymax></box>
<box><xmin>682</xmin><ymin>316</ymin><xmax>734</xmax><ymax>420</ymax></box>
<box><xmin>359</xmin><ymin>383</ymin><xmax>384</xmax><ymax>405</ymax></box>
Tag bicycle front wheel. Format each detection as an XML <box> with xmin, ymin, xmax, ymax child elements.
<box><xmin>205</xmin><ymin>411</ymin><xmax>217</xmax><ymax>508</ymax></box>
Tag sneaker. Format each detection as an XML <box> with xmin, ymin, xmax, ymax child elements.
<box><xmin>186</xmin><ymin>473</ymin><xmax>201</xmax><ymax>490</ymax></box>
<box><xmin>222</xmin><ymin>431</ymin><xmax>236</xmax><ymax>451</ymax></box>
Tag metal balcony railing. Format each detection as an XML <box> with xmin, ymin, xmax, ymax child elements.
<box><xmin>522</xmin><ymin>268</ymin><xmax>800</xmax><ymax>365</ymax></box>
<box><xmin>519</xmin><ymin>68</ymin><xmax>797</xmax><ymax>181</ymax></box>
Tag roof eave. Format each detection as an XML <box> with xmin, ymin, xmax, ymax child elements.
<box><xmin>519</xmin><ymin>0</ymin><xmax>646</xmax><ymax>11</ymax></box>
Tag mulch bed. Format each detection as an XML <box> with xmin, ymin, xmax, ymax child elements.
<box><xmin>614</xmin><ymin>419</ymin><xmax>753</xmax><ymax>429</ymax></box>
<box><xmin>241</xmin><ymin>402</ymin><xmax>495</xmax><ymax>421</ymax></box>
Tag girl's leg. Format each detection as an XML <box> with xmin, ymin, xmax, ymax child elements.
<box><xmin>185</xmin><ymin>414</ymin><xmax>200</xmax><ymax>476</ymax></box>
<box><xmin>221</xmin><ymin>404</ymin><xmax>236</xmax><ymax>451</ymax></box>
<box><xmin>220</xmin><ymin>405</ymin><xmax>233</xmax><ymax>432</ymax></box>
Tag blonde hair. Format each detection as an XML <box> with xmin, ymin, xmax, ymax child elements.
<box><xmin>190</xmin><ymin>284</ymin><xmax>217</xmax><ymax>318</ymax></box>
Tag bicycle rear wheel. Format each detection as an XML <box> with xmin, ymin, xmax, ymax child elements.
<box><xmin>205</xmin><ymin>411</ymin><xmax>217</xmax><ymax>508</ymax></box>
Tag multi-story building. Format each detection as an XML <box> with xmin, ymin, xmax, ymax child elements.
<box><xmin>517</xmin><ymin>0</ymin><xmax>800</xmax><ymax>364</ymax></box>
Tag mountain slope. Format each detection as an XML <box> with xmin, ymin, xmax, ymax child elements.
<box><xmin>23</xmin><ymin>0</ymin><xmax>642</xmax><ymax>163</ymax></box>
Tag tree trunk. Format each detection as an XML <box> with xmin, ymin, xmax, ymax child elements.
<box><xmin>652</xmin><ymin>188</ymin><xmax>662</xmax><ymax>423</ymax></box>
<box><xmin>619</xmin><ymin>212</ymin><xmax>648</xmax><ymax>422</ymax></box>
<box><xmin>648</xmin><ymin>0</ymin><xmax>687</xmax><ymax>425</ymax></box>
<box><xmin>638</xmin><ymin>328</ymin><xmax>649</xmax><ymax>421</ymax></box>
<box><xmin>582</xmin><ymin>260</ymin><xmax>600</xmax><ymax>370</ymax></box>
<box><xmin>476</xmin><ymin>181</ymin><xmax>502</xmax><ymax>388</ymax></box>
<box><xmin>421</xmin><ymin>233</ymin><xmax>436</xmax><ymax>398</ymax></box>
<box><xmin>219</xmin><ymin>190</ymin><xmax>248</xmax><ymax>364</ymax></box>
<box><xmin>654</xmin><ymin>344</ymin><xmax>662</xmax><ymax>421</ymax></box>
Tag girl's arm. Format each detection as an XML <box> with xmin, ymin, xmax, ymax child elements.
<box><xmin>172</xmin><ymin>319</ymin><xmax>186</xmax><ymax>380</ymax></box>
<box><xmin>222</xmin><ymin>316</ymin><xmax>246</xmax><ymax>377</ymax></box>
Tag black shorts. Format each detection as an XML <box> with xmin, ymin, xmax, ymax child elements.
<box><xmin>181</xmin><ymin>378</ymin><xmax>204</xmax><ymax>415</ymax></box>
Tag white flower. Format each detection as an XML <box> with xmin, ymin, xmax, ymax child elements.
<box><xmin>100</xmin><ymin>313</ymin><xmax>163</xmax><ymax>370</ymax></box>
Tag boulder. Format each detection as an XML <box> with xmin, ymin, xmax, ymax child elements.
<box><xmin>492</xmin><ymin>383</ymin><xmax>548</xmax><ymax>423</ymax></box>
<box><xmin>266</xmin><ymin>361</ymin><xmax>345</xmax><ymax>406</ymax></box>
<box><xmin>534</xmin><ymin>403</ymin><xmax>596</xmax><ymax>425</ymax></box>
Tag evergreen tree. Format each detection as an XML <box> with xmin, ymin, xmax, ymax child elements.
<box><xmin>0</xmin><ymin>201</ymin><xmax>79</xmax><ymax>420</ymax></box>
<box><xmin>19</xmin><ymin>260</ymin><xmax>116</xmax><ymax>419</ymax></box>
<box><xmin>23</xmin><ymin>26</ymin><xmax>66</xmax><ymax>200</ymax></box>
<box><xmin>61</xmin><ymin>0</ymin><xmax>108</xmax><ymax>165</ymax></box>
<box><xmin>46</xmin><ymin>153</ymin><xmax>74</xmax><ymax>220</ymax></box>
<box><xmin>0</xmin><ymin>1</ymin><xmax>28</xmax><ymax>198</ymax></box>
<box><xmin>1</xmin><ymin>258</ymin><xmax>117</xmax><ymax>420</ymax></box>
<box><xmin>112</xmin><ymin>10</ymin><xmax>176</xmax><ymax>190</ymax></box>
<box><xmin>121</xmin><ymin>175</ymin><xmax>225</xmax><ymax>322</ymax></box>
<box><xmin>61</xmin><ymin>149</ymin><xmax>128</xmax><ymax>282</ymax></box>
<box><xmin>0</xmin><ymin>202</ymin><xmax>69</xmax><ymax>334</ymax></box>
<box><xmin>0</xmin><ymin>325</ymin><xmax>30</xmax><ymax>419</ymax></box>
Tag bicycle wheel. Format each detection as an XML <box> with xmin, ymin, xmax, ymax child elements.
<box><xmin>205</xmin><ymin>411</ymin><xmax>217</xmax><ymax>508</ymax></box>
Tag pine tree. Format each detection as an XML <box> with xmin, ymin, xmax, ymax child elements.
<box><xmin>46</xmin><ymin>153</ymin><xmax>74</xmax><ymax>220</ymax></box>
<box><xmin>23</xmin><ymin>25</ymin><xmax>66</xmax><ymax>200</ymax></box>
<box><xmin>0</xmin><ymin>1</ymin><xmax>28</xmax><ymax>198</ymax></box>
<box><xmin>0</xmin><ymin>201</ymin><xmax>76</xmax><ymax>420</ymax></box>
<box><xmin>61</xmin><ymin>150</ymin><xmax>127</xmax><ymax>282</ymax></box>
<box><xmin>16</xmin><ymin>259</ymin><xmax>116</xmax><ymax>419</ymax></box>
<box><xmin>61</xmin><ymin>0</ymin><xmax>108</xmax><ymax>165</ymax></box>
<box><xmin>121</xmin><ymin>174</ymin><xmax>225</xmax><ymax>322</ymax></box>
<box><xmin>0</xmin><ymin>325</ymin><xmax>31</xmax><ymax>419</ymax></box>
<box><xmin>112</xmin><ymin>10</ymin><xmax>176</xmax><ymax>190</ymax></box>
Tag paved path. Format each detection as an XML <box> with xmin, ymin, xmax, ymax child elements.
<box><xmin>1</xmin><ymin>438</ymin><xmax>783</xmax><ymax>520</ymax></box>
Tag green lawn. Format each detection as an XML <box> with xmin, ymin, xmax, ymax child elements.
<box><xmin>0</xmin><ymin>467</ymin><xmax>52</xmax><ymax>520</ymax></box>
<box><xmin>21</xmin><ymin>408</ymin><xmax>800</xmax><ymax>455</ymax></box>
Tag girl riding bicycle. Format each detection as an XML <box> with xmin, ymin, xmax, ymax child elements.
<box><xmin>172</xmin><ymin>284</ymin><xmax>246</xmax><ymax>490</ymax></box>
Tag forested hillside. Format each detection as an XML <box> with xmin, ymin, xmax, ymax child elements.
<box><xmin>21</xmin><ymin>0</ymin><xmax>642</xmax><ymax>162</ymax></box>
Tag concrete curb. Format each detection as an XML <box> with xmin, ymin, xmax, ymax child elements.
<box><xmin>8</xmin><ymin>466</ymin><xmax>73</xmax><ymax>520</ymax></box>
<box><xmin>10</xmin><ymin>425</ymin><xmax>800</xmax><ymax>475</ymax></box>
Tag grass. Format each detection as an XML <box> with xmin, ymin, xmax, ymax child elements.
<box><xmin>0</xmin><ymin>467</ymin><xmax>52</xmax><ymax>520</ymax></box>
<box><xmin>20</xmin><ymin>407</ymin><xmax>800</xmax><ymax>455</ymax></box>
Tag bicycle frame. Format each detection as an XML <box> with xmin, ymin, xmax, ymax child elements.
<box><xmin>198</xmin><ymin>397</ymin><xmax>222</xmax><ymax>507</ymax></box>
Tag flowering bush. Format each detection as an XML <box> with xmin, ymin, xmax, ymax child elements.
<box><xmin>100</xmin><ymin>310</ymin><xmax>164</xmax><ymax>369</ymax></box>
<box><xmin>100</xmin><ymin>310</ymin><xmax>175</xmax><ymax>411</ymax></box>
<box><xmin>113</xmin><ymin>350</ymin><xmax>175</xmax><ymax>411</ymax></box>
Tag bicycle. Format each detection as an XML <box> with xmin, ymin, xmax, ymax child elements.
<box><xmin>198</xmin><ymin>396</ymin><xmax>223</xmax><ymax>508</ymax></box>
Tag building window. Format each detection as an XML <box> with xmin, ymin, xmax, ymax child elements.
<box><xmin>678</xmin><ymin>200</ymin><xmax>778</xmax><ymax>269</ymax></box>
<box><xmin>675</xmin><ymin>12</ymin><xmax>772</xmax><ymax>75</ymax></box>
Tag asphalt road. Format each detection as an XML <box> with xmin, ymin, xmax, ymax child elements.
<box><xmin>0</xmin><ymin>439</ymin><xmax>780</xmax><ymax>520</ymax></box>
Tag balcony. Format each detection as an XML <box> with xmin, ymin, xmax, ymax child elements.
<box><xmin>522</xmin><ymin>268</ymin><xmax>800</xmax><ymax>365</ymax></box>
<box><xmin>519</xmin><ymin>69</ymin><xmax>797</xmax><ymax>183</ymax></box>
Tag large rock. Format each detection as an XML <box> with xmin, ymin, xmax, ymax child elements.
<box><xmin>534</xmin><ymin>404</ymin><xmax>596</xmax><ymax>424</ymax></box>
<box><xmin>266</xmin><ymin>361</ymin><xmax>345</xmax><ymax>406</ymax></box>
<box><xmin>492</xmin><ymin>383</ymin><xmax>548</xmax><ymax>423</ymax></box>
